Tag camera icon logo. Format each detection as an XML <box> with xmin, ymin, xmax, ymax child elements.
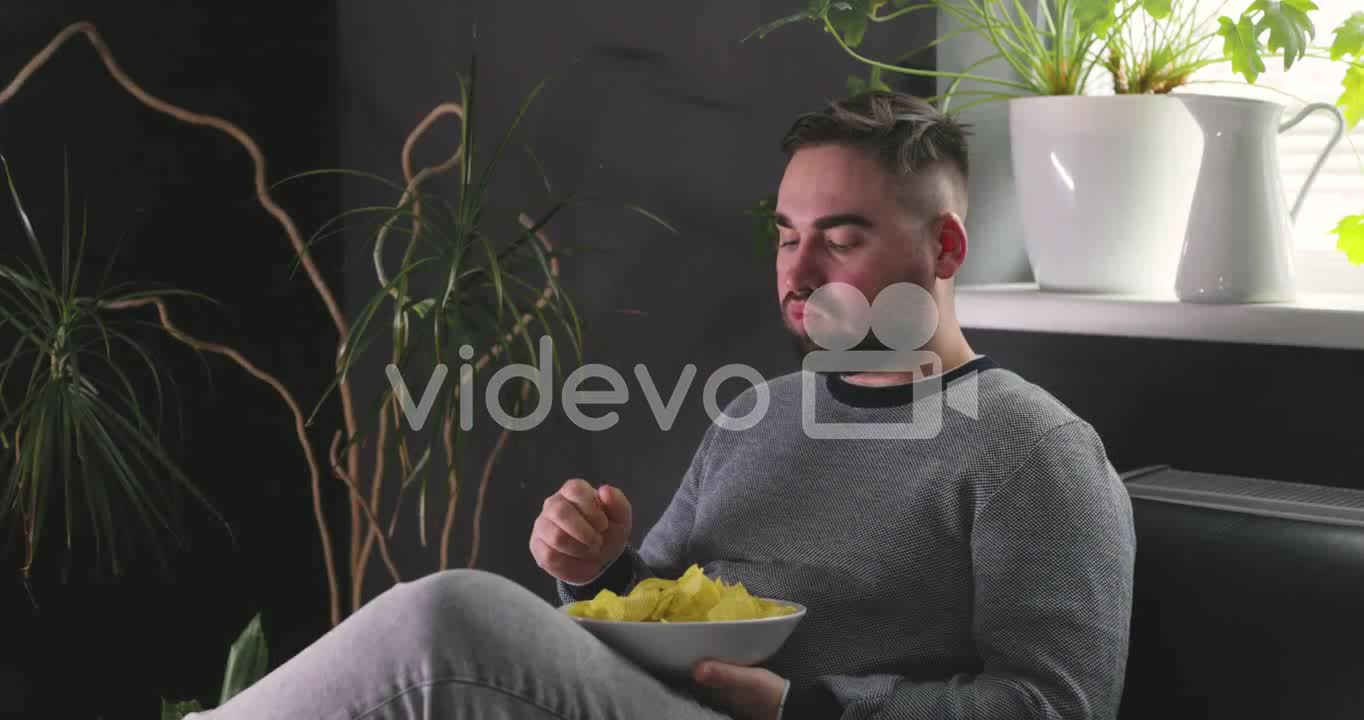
<box><xmin>800</xmin><ymin>282</ymin><xmax>948</xmax><ymax>440</ymax></box>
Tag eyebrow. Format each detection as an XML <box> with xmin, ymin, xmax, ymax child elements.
<box><xmin>772</xmin><ymin>212</ymin><xmax>874</xmax><ymax>230</ymax></box>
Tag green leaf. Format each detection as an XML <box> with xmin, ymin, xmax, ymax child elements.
<box><xmin>1341</xmin><ymin>63</ymin><xmax>1364</xmax><ymax>127</ymax></box>
<box><xmin>621</xmin><ymin>203</ymin><xmax>679</xmax><ymax>235</ymax></box>
<box><xmin>1332</xmin><ymin>214</ymin><xmax>1364</xmax><ymax>264</ymax></box>
<box><xmin>746</xmin><ymin>193</ymin><xmax>779</xmax><ymax>260</ymax></box>
<box><xmin>474</xmin><ymin>76</ymin><xmax>548</xmax><ymax>211</ymax></box>
<box><xmin>829</xmin><ymin>0</ymin><xmax>874</xmax><ymax>47</ymax></box>
<box><xmin>742</xmin><ymin>11</ymin><xmax>815</xmax><ymax>42</ymax></box>
<box><xmin>407</xmin><ymin>298</ymin><xmax>436</xmax><ymax>319</ymax></box>
<box><xmin>1331</xmin><ymin>12</ymin><xmax>1364</xmax><ymax>61</ymax></box>
<box><xmin>1140</xmin><ymin>0</ymin><xmax>1172</xmax><ymax>20</ymax></box>
<box><xmin>1219</xmin><ymin>16</ymin><xmax>1267</xmax><ymax>84</ymax></box>
<box><xmin>220</xmin><ymin>612</ymin><xmax>269</xmax><ymax>705</ymax></box>
<box><xmin>0</xmin><ymin>155</ymin><xmax>54</xmax><ymax>287</ymax></box>
<box><xmin>161</xmin><ymin>698</ymin><xmax>205</xmax><ymax>720</ymax></box>
<box><xmin>1073</xmin><ymin>0</ymin><xmax>1119</xmax><ymax>37</ymax></box>
<box><xmin>1249</xmin><ymin>0</ymin><xmax>1317</xmax><ymax>71</ymax></box>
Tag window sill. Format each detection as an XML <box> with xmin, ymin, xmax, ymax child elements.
<box><xmin>956</xmin><ymin>283</ymin><xmax>1364</xmax><ymax>351</ymax></box>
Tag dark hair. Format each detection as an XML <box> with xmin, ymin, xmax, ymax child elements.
<box><xmin>780</xmin><ymin>91</ymin><xmax>972</xmax><ymax>217</ymax></box>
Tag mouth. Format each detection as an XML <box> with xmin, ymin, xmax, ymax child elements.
<box><xmin>785</xmin><ymin>300</ymin><xmax>806</xmax><ymax>323</ymax></box>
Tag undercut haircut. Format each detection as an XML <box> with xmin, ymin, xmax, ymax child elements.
<box><xmin>779</xmin><ymin>91</ymin><xmax>972</xmax><ymax>222</ymax></box>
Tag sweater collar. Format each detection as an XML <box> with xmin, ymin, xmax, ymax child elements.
<box><xmin>823</xmin><ymin>355</ymin><xmax>998</xmax><ymax>409</ymax></box>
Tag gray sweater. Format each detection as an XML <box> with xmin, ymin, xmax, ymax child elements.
<box><xmin>558</xmin><ymin>356</ymin><xmax>1136</xmax><ymax>720</ymax></box>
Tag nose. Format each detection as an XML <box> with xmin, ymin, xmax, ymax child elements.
<box><xmin>780</xmin><ymin>236</ymin><xmax>824</xmax><ymax>298</ymax></box>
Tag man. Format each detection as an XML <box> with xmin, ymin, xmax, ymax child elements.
<box><xmin>194</xmin><ymin>90</ymin><xmax>1135</xmax><ymax>720</ymax></box>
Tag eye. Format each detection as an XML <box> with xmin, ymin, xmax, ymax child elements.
<box><xmin>827</xmin><ymin>233</ymin><xmax>862</xmax><ymax>251</ymax></box>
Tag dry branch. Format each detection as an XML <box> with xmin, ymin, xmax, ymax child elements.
<box><xmin>5</xmin><ymin>21</ymin><xmax>575</xmax><ymax>627</ymax></box>
<box><xmin>98</xmin><ymin>296</ymin><xmax>344</xmax><ymax>623</ymax></box>
<box><xmin>0</xmin><ymin>21</ymin><xmax>364</xmax><ymax>625</ymax></box>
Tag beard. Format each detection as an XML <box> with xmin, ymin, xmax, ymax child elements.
<box><xmin>785</xmin><ymin>320</ymin><xmax>893</xmax><ymax>363</ymax></box>
<box><xmin>782</xmin><ymin>276</ymin><xmax>940</xmax><ymax>367</ymax></box>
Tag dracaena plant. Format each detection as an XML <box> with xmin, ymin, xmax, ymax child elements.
<box><xmin>295</xmin><ymin>58</ymin><xmax>590</xmax><ymax>584</ymax></box>
<box><xmin>0</xmin><ymin>155</ymin><xmax>227</xmax><ymax>587</ymax></box>
<box><xmin>748</xmin><ymin>0</ymin><xmax>1364</xmax><ymax>262</ymax></box>
<box><xmin>287</xmin><ymin>45</ymin><xmax>675</xmax><ymax>615</ymax></box>
<box><xmin>2</xmin><ymin>21</ymin><xmax>673</xmax><ymax>629</ymax></box>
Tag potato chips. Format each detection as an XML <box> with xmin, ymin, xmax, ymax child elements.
<box><xmin>566</xmin><ymin>564</ymin><xmax>798</xmax><ymax>622</ymax></box>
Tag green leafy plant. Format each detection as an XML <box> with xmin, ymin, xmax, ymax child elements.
<box><xmin>1099</xmin><ymin>0</ymin><xmax>1208</xmax><ymax>93</ymax></box>
<box><xmin>217</xmin><ymin>612</ymin><xmax>268</xmax><ymax>706</ymax></box>
<box><xmin>1088</xmin><ymin>0</ymin><xmax>1326</xmax><ymax>92</ymax></box>
<box><xmin>283</xmin><ymin>43</ymin><xmax>676</xmax><ymax>621</ymax></box>
<box><xmin>748</xmin><ymin>1</ymin><xmax>1364</xmax><ymax>263</ymax></box>
<box><xmin>747</xmin><ymin>0</ymin><xmax>1128</xmax><ymax>113</ymax></box>
<box><xmin>0</xmin><ymin>155</ymin><xmax>227</xmax><ymax>587</ymax></box>
<box><xmin>1090</xmin><ymin>1</ymin><xmax>1360</xmax><ymax>104</ymax></box>
<box><xmin>0</xmin><ymin>19</ymin><xmax>673</xmax><ymax>718</ymax></box>
<box><xmin>161</xmin><ymin>611</ymin><xmax>268</xmax><ymax>718</ymax></box>
<box><xmin>2</xmin><ymin>21</ymin><xmax>673</xmax><ymax>633</ymax></box>
<box><xmin>1322</xmin><ymin>10</ymin><xmax>1363</xmax><ymax>261</ymax></box>
<box><xmin>1089</xmin><ymin>1</ymin><xmax>1364</xmax><ymax>259</ymax></box>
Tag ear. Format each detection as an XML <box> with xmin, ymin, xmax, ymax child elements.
<box><xmin>932</xmin><ymin>212</ymin><xmax>968</xmax><ymax>279</ymax></box>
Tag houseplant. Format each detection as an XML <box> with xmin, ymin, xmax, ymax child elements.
<box><xmin>0</xmin><ymin>154</ymin><xmax>231</xmax><ymax>591</ymax></box>
<box><xmin>0</xmin><ymin>151</ymin><xmax>263</xmax><ymax>718</ymax></box>
<box><xmin>2</xmin><ymin>19</ymin><xmax>671</xmax><ymax>715</ymax></box>
<box><xmin>161</xmin><ymin>613</ymin><xmax>267</xmax><ymax>719</ymax></box>
<box><xmin>749</xmin><ymin>0</ymin><xmax>1364</xmax><ymax>294</ymax></box>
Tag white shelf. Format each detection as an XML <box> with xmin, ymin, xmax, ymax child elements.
<box><xmin>955</xmin><ymin>283</ymin><xmax>1364</xmax><ymax>351</ymax></box>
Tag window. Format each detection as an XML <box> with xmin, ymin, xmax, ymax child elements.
<box><xmin>1098</xmin><ymin>0</ymin><xmax>1364</xmax><ymax>293</ymax></box>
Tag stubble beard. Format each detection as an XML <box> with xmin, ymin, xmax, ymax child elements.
<box><xmin>784</xmin><ymin>318</ymin><xmax>892</xmax><ymax>364</ymax></box>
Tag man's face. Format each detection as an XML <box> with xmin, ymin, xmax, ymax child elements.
<box><xmin>774</xmin><ymin>143</ymin><xmax>939</xmax><ymax>353</ymax></box>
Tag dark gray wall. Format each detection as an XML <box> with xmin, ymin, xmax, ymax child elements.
<box><xmin>336</xmin><ymin>0</ymin><xmax>1364</xmax><ymax>615</ymax></box>
<box><xmin>967</xmin><ymin>330</ymin><xmax>1364</xmax><ymax>490</ymax></box>
<box><xmin>335</xmin><ymin>0</ymin><xmax>938</xmax><ymax>602</ymax></box>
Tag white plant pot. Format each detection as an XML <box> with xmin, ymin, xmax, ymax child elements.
<box><xmin>1009</xmin><ymin>96</ymin><xmax>1204</xmax><ymax>295</ymax></box>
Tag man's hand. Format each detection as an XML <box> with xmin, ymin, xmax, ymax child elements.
<box><xmin>530</xmin><ymin>479</ymin><xmax>632</xmax><ymax>585</ymax></box>
<box><xmin>692</xmin><ymin>660</ymin><xmax>788</xmax><ymax>720</ymax></box>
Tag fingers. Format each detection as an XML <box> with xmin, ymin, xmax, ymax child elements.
<box><xmin>530</xmin><ymin>536</ymin><xmax>602</xmax><ymax>581</ymax></box>
<box><xmin>535</xmin><ymin>502</ymin><xmax>601</xmax><ymax>558</ymax></box>
<box><xmin>598</xmin><ymin>484</ymin><xmax>632</xmax><ymax>528</ymax></box>
<box><xmin>558</xmin><ymin>478</ymin><xmax>609</xmax><ymax>533</ymax></box>
<box><xmin>531</xmin><ymin>478</ymin><xmax>632</xmax><ymax>586</ymax></box>
<box><xmin>694</xmin><ymin>660</ymin><xmax>735</xmax><ymax>687</ymax></box>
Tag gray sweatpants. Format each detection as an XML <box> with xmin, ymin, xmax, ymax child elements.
<box><xmin>188</xmin><ymin>569</ymin><xmax>731</xmax><ymax>720</ymax></box>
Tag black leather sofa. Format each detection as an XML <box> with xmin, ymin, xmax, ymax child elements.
<box><xmin>1117</xmin><ymin>465</ymin><xmax>1364</xmax><ymax>720</ymax></box>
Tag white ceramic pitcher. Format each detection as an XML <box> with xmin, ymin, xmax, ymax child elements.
<box><xmin>1173</xmin><ymin>94</ymin><xmax>1345</xmax><ymax>304</ymax></box>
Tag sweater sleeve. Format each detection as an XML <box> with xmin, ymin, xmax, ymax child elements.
<box><xmin>783</xmin><ymin>420</ymin><xmax>1137</xmax><ymax>720</ymax></box>
<box><xmin>556</xmin><ymin>422</ymin><xmax>715</xmax><ymax>606</ymax></box>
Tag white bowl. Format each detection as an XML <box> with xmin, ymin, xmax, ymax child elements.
<box><xmin>561</xmin><ymin>600</ymin><xmax>807</xmax><ymax>677</ymax></box>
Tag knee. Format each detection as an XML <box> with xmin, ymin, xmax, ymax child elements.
<box><xmin>379</xmin><ymin>569</ymin><xmax>544</xmax><ymax>639</ymax></box>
